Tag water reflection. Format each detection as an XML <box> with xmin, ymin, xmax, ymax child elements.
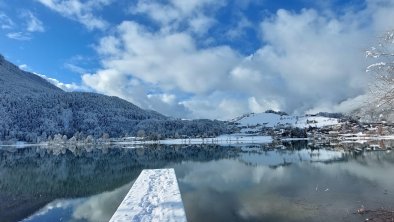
<box><xmin>0</xmin><ymin>142</ymin><xmax>393</xmax><ymax>222</ymax></box>
<box><xmin>176</xmin><ymin>151</ymin><xmax>394</xmax><ymax>222</ymax></box>
<box><xmin>24</xmin><ymin>182</ymin><xmax>132</xmax><ymax>222</ymax></box>
<box><xmin>0</xmin><ymin>145</ymin><xmax>239</xmax><ymax>222</ymax></box>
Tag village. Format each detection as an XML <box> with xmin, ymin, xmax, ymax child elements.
<box><xmin>259</xmin><ymin>115</ymin><xmax>394</xmax><ymax>152</ymax></box>
<box><xmin>230</xmin><ymin>110</ymin><xmax>393</xmax><ymax>151</ymax></box>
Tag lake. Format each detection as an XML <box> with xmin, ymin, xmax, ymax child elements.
<box><xmin>1</xmin><ymin>141</ymin><xmax>393</xmax><ymax>222</ymax></box>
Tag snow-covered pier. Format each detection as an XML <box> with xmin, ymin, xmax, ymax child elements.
<box><xmin>110</xmin><ymin>168</ymin><xmax>187</xmax><ymax>222</ymax></box>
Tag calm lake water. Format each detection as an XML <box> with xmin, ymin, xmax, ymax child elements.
<box><xmin>1</xmin><ymin>142</ymin><xmax>393</xmax><ymax>222</ymax></box>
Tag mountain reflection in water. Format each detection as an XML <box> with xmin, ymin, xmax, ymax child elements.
<box><xmin>0</xmin><ymin>142</ymin><xmax>393</xmax><ymax>222</ymax></box>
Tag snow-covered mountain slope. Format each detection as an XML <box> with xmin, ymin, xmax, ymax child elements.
<box><xmin>0</xmin><ymin>55</ymin><xmax>230</xmax><ymax>141</ymax></box>
<box><xmin>235</xmin><ymin>112</ymin><xmax>340</xmax><ymax>129</ymax></box>
<box><xmin>0</xmin><ymin>55</ymin><xmax>62</xmax><ymax>94</ymax></box>
<box><xmin>0</xmin><ymin>54</ymin><xmax>167</xmax><ymax>141</ymax></box>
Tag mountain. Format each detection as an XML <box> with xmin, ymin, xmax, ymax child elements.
<box><xmin>233</xmin><ymin>112</ymin><xmax>340</xmax><ymax>134</ymax></box>
<box><xmin>0</xmin><ymin>55</ymin><xmax>230</xmax><ymax>142</ymax></box>
<box><xmin>0</xmin><ymin>55</ymin><xmax>63</xmax><ymax>95</ymax></box>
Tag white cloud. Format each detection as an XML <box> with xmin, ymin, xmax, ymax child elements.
<box><xmin>82</xmin><ymin>20</ymin><xmax>243</xmax><ymax>118</ymax></box>
<box><xmin>35</xmin><ymin>72</ymin><xmax>88</xmax><ymax>92</ymax></box>
<box><xmin>181</xmin><ymin>93</ymin><xmax>250</xmax><ymax>120</ymax></box>
<box><xmin>0</xmin><ymin>12</ymin><xmax>14</xmax><ymax>29</ymax></box>
<box><xmin>64</xmin><ymin>63</ymin><xmax>87</xmax><ymax>74</ymax></box>
<box><xmin>226</xmin><ymin>15</ymin><xmax>253</xmax><ymax>40</ymax></box>
<box><xmin>147</xmin><ymin>93</ymin><xmax>176</xmax><ymax>104</ymax></box>
<box><xmin>146</xmin><ymin>93</ymin><xmax>189</xmax><ymax>117</ymax></box>
<box><xmin>248</xmin><ymin>97</ymin><xmax>280</xmax><ymax>114</ymax></box>
<box><xmin>188</xmin><ymin>14</ymin><xmax>216</xmax><ymax>35</ymax></box>
<box><xmin>2</xmin><ymin>11</ymin><xmax>44</xmax><ymax>40</ymax></box>
<box><xmin>7</xmin><ymin>32</ymin><xmax>31</xmax><ymax>40</ymax></box>
<box><xmin>305</xmin><ymin>94</ymin><xmax>370</xmax><ymax>114</ymax></box>
<box><xmin>131</xmin><ymin>1</ymin><xmax>179</xmax><ymax>26</ymax></box>
<box><xmin>92</xmin><ymin>21</ymin><xmax>239</xmax><ymax>94</ymax></box>
<box><xmin>18</xmin><ymin>64</ymin><xmax>29</xmax><ymax>70</ymax></box>
<box><xmin>82</xmin><ymin>68</ymin><xmax>189</xmax><ymax>117</ymax></box>
<box><xmin>170</xmin><ymin>0</ymin><xmax>223</xmax><ymax>14</ymax></box>
<box><xmin>250</xmin><ymin>8</ymin><xmax>370</xmax><ymax>113</ymax></box>
<box><xmin>1</xmin><ymin>11</ymin><xmax>44</xmax><ymax>41</ymax></box>
<box><xmin>131</xmin><ymin>0</ymin><xmax>224</xmax><ymax>34</ymax></box>
<box><xmin>22</xmin><ymin>11</ymin><xmax>45</xmax><ymax>32</ymax></box>
<box><xmin>367</xmin><ymin>0</ymin><xmax>394</xmax><ymax>33</ymax></box>
<box><xmin>82</xmin><ymin>0</ymin><xmax>394</xmax><ymax>119</ymax></box>
<box><xmin>36</xmin><ymin>0</ymin><xmax>112</xmax><ymax>30</ymax></box>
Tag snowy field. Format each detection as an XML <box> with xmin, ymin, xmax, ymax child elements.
<box><xmin>235</xmin><ymin>113</ymin><xmax>340</xmax><ymax>128</ymax></box>
<box><xmin>110</xmin><ymin>169</ymin><xmax>186</xmax><ymax>222</ymax></box>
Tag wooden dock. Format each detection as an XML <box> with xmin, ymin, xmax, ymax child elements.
<box><xmin>109</xmin><ymin>168</ymin><xmax>187</xmax><ymax>222</ymax></box>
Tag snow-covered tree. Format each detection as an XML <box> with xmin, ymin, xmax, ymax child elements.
<box><xmin>366</xmin><ymin>30</ymin><xmax>394</xmax><ymax>108</ymax></box>
<box><xmin>0</xmin><ymin>55</ymin><xmax>233</xmax><ymax>142</ymax></box>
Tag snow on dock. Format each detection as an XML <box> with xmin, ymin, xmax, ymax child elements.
<box><xmin>110</xmin><ymin>169</ymin><xmax>187</xmax><ymax>222</ymax></box>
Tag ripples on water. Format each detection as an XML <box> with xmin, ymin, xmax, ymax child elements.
<box><xmin>0</xmin><ymin>141</ymin><xmax>393</xmax><ymax>222</ymax></box>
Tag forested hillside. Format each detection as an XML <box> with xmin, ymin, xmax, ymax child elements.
<box><xmin>0</xmin><ymin>55</ymin><xmax>230</xmax><ymax>142</ymax></box>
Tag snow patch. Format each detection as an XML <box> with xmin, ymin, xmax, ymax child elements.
<box><xmin>235</xmin><ymin>113</ymin><xmax>340</xmax><ymax>129</ymax></box>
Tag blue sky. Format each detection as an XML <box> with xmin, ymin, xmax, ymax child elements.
<box><xmin>0</xmin><ymin>0</ymin><xmax>393</xmax><ymax>119</ymax></box>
